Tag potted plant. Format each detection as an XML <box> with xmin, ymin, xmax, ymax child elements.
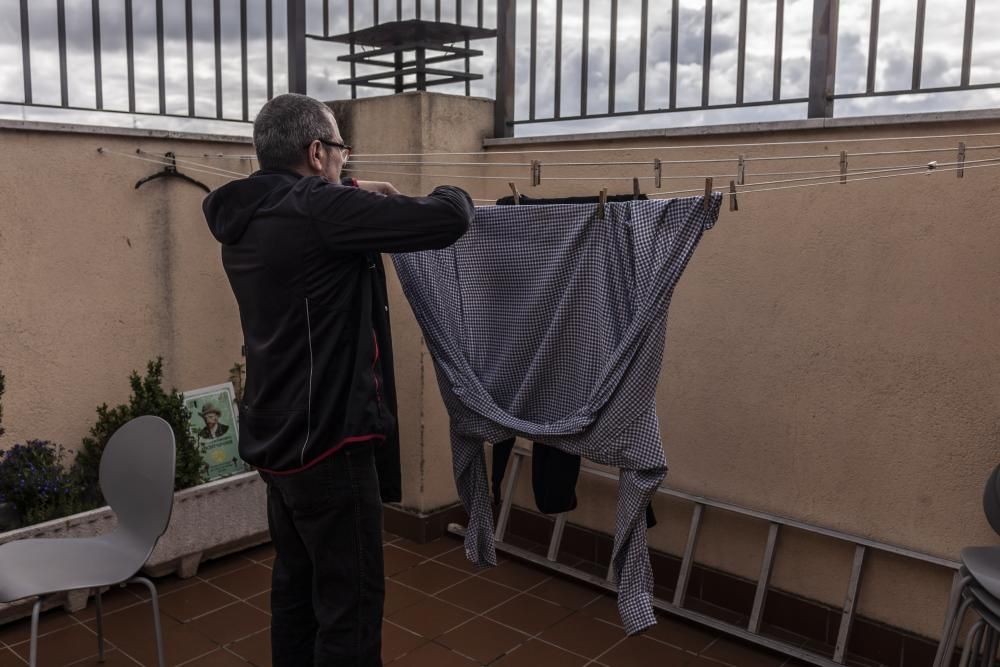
<box><xmin>0</xmin><ymin>360</ymin><xmax>268</xmax><ymax>622</ymax></box>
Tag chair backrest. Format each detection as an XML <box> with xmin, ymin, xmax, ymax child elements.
<box><xmin>99</xmin><ymin>415</ymin><xmax>176</xmax><ymax>546</ymax></box>
<box><xmin>983</xmin><ymin>463</ymin><xmax>1000</xmax><ymax>537</ymax></box>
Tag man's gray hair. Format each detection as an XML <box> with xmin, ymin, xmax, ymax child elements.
<box><xmin>253</xmin><ymin>93</ymin><xmax>336</xmax><ymax>170</ymax></box>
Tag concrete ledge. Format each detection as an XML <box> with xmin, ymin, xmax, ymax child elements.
<box><xmin>486</xmin><ymin>108</ymin><xmax>1000</xmax><ymax>147</ymax></box>
<box><xmin>0</xmin><ymin>118</ymin><xmax>252</xmax><ymax>144</ymax></box>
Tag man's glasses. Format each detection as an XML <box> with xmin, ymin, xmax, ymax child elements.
<box><xmin>312</xmin><ymin>138</ymin><xmax>352</xmax><ymax>158</ymax></box>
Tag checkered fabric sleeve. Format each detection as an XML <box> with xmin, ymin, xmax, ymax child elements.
<box><xmin>392</xmin><ymin>193</ymin><xmax>722</xmax><ymax>634</ymax></box>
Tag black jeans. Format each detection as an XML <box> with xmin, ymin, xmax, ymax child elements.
<box><xmin>259</xmin><ymin>445</ymin><xmax>385</xmax><ymax>667</ymax></box>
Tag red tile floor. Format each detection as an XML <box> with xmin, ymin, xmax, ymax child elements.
<box><xmin>0</xmin><ymin>531</ymin><xmax>821</xmax><ymax>666</ymax></box>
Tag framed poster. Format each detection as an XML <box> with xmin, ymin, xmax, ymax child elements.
<box><xmin>183</xmin><ymin>382</ymin><xmax>248</xmax><ymax>481</ymax></box>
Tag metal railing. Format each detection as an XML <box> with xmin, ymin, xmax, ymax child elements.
<box><xmin>1</xmin><ymin>1</ymin><xmax>998</xmax><ymax>137</ymax></box>
<box><xmin>494</xmin><ymin>0</ymin><xmax>999</xmax><ymax>136</ymax></box>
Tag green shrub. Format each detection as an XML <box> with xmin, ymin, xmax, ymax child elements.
<box><xmin>73</xmin><ymin>358</ymin><xmax>207</xmax><ymax>505</ymax></box>
<box><xmin>0</xmin><ymin>440</ymin><xmax>91</xmax><ymax>525</ymax></box>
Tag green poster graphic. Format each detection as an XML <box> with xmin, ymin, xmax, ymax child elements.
<box><xmin>183</xmin><ymin>383</ymin><xmax>249</xmax><ymax>481</ymax></box>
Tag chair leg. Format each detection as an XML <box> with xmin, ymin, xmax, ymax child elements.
<box><xmin>94</xmin><ymin>588</ymin><xmax>106</xmax><ymax>663</ymax></box>
<box><xmin>28</xmin><ymin>598</ymin><xmax>42</xmax><ymax>667</ymax></box>
<box><xmin>940</xmin><ymin>597</ymin><xmax>978</xmax><ymax>667</ymax></box>
<box><xmin>129</xmin><ymin>577</ymin><xmax>165</xmax><ymax>667</ymax></box>
<box><xmin>984</xmin><ymin>626</ymin><xmax>1000</xmax><ymax>667</ymax></box>
<box><xmin>937</xmin><ymin>576</ymin><xmax>975</xmax><ymax>667</ymax></box>
<box><xmin>978</xmin><ymin>627</ymin><xmax>991</xmax><ymax>667</ymax></box>
<box><xmin>961</xmin><ymin>621</ymin><xmax>986</xmax><ymax>667</ymax></box>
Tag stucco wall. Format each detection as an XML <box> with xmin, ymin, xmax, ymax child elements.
<box><xmin>0</xmin><ymin>127</ymin><xmax>246</xmax><ymax>455</ymax></box>
<box><xmin>471</xmin><ymin>119</ymin><xmax>1000</xmax><ymax>639</ymax></box>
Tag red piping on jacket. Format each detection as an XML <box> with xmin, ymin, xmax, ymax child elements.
<box><xmin>257</xmin><ymin>433</ymin><xmax>386</xmax><ymax>476</ymax></box>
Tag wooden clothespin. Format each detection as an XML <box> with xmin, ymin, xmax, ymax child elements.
<box><xmin>633</xmin><ymin>177</ymin><xmax>641</xmax><ymax>200</ymax></box>
<box><xmin>840</xmin><ymin>151</ymin><xmax>848</xmax><ymax>185</ymax></box>
<box><xmin>703</xmin><ymin>178</ymin><xmax>713</xmax><ymax>211</ymax></box>
<box><xmin>653</xmin><ymin>159</ymin><xmax>662</xmax><ymax>189</ymax></box>
<box><xmin>957</xmin><ymin>142</ymin><xmax>966</xmax><ymax>178</ymax></box>
<box><xmin>531</xmin><ymin>160</ymin><xmax>542</xmax><ymax>187</ymax></box>
<box><xmin>737</xmin><ymin>155</ymin><xmax>746</xmax><ymax>185</ymax></box>
<box><xmin>729</xmin><ymin>180</ymin><xmax>739</xmax><ymax>212</ymax></box>
<box><xmin>597</xmin><ymin>188</ymin><xmax>608</xmax><ymax>220</ymax></box>
<box><xmin>508</xmin><ymin>182</ymin><xmax>521</xmax><ymax>205</ymax></box>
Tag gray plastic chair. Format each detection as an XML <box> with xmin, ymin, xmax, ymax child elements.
<box><xmin>933</xmin><ymin>464</ymin><xmax>1000</xmax><ymax>667</ymax></box>
<box><xmin>0</xmin><ymin>415</ymin><xmax>176</xmax><ymax>667</ymax></box>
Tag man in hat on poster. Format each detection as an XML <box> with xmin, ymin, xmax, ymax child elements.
<box><xmin>196</xmin><ymin>402</ymin><xmax>230</xmax><ymax>440</ymax></box>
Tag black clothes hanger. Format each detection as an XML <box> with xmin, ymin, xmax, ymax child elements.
<box><xmin>135</xmin><ymin>151</ymin><xmax>211</xmax><ymax>193</ymax></box>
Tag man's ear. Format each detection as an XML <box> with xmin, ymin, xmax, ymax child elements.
<box><xmin>304</xmin><ymin>141</ymin><xmax>323</xmax><ymax>174</ymax></box>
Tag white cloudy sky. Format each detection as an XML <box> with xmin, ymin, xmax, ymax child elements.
<box><xmin>0</xmin><ymin>0</ymin><xmax>998</xmax><ymax>137</ymax></box>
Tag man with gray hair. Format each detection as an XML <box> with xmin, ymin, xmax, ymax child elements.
<box><xmin>203</xmin><ymin>93</ymin><xmax>474</xmax><ymax>666</ymax></box>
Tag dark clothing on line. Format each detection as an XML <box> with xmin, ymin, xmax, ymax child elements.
<box><xmin>261</xmin><ymin>445</ymin><xmax>383</xmax><ymax>667</ymax></box>
<box><xmin>490</xmin><ymin>437</ymin><xmax>656</xmax><ymax>527</ymax></box>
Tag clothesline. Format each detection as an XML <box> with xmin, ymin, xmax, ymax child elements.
<box><xmin>347</xmin><ymin>156</ymin><xmax>968</xmax><ymax>184</ymax></box>
<box><xmin>167</xmin><ymin>129</ymin><xmax>1000</xmax><ymax>159</ymax></box>
<box><xmin>97</xmin><ymin>147</ymin><xmax>999</xmax><ymax>207</ymax></box>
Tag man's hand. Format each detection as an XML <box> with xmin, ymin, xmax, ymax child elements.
<box><xmin>357</xmin><ymin>180</ymin><xmax>400</xmax><ymax>195</ymax></box>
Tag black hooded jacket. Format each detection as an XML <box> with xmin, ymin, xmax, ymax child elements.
<box><xmin>203</xmin><ymin>170</ymin><xmax>473</xmax><ymax>501</ymax></box>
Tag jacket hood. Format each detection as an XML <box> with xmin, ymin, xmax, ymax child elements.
<box><xmin>203</xmin><ymin>170</ymin><xmax>300</xmax><ymax>245</ymax></box>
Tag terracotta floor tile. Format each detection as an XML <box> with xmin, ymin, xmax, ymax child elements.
<box><xmin>383</xmin><ymin>546</ymin><xmax>426</xmax><ymax>577</ymax></box>
<box><xmin>72</xmin><ymin>587</ymin><xmax>145</xmax><ymax>622</ymax></box>
<box><xmin>437</xmin><ymin>617</ymin><xmax>528</xmax><ymax>665</ymax></box>
<box><xmin>387</xmin><ymin>641</ymin><xmax>477</xmax><ymax>667</ymax></box>
<box><xmin>195</xmin><ymin>555</ymin><xmax>255</xmax><ymax>580</ymax></box>
<box><xmin>129</xmin><ymin>576</ymin><xmax>201</xmax><ymax>601</ymax></box>
<box><xmin>489</xmin><ymin>639</ymin><xmax>589</xmax><ymax>667</ymax></box>
<box><xmin>240</xmin><ymin>544</ymin><xmax>276</xmax><ymax>563</ymax></box>
<box><xmin>158</xmin><ymin>581</ymin><xmax>240</xmax><ymax>623</ymax></box>
<box><xmin>10</xmin><ymin>623</ymin><xmax>104</xmax><ymax>665</ymax></box>
<box><xmin>65</xmin><ymin>649</ymin><xmax>142</xmax><ymax>665</ymax></box>
<box><xmin>86</xmin><ymin>605</ymin><xmax>218</xmax><ymax>666</ymax></box>
<box><xmin>529</xmin><ymin>576</ymin><xmax>604</xmax><ymax>610</ymax></box>
<box><xmin>478</xmin><ymin>560</ymin><xmax>550</xmax><ymax>591</ymax></box>
<box><xmin>486</xmin><ymin>593</ymin><xmax>574</xmax><ymax>635</ymax></box>
<box><xmin>436</xmin><ymin>576</ymin><xmax>519</xmax><ymax>613</ymax></box>
<box><xmin>209</xmin><ymin>564</ymin><xmax>272</xmax><ymax>600</ymax></box>
<box><xmin>388</xmin><ymin>597</ymin><xmax>470</xmax><ymax>639</ymax></box>
<box><xmin>701</xmin><ymin>638</ymin><xmax>787</xmax><ymax>667</ymax></box>
<box><xmin>246</xmin><ymin>591</ymin><xmax>270</xmax><ymax>614</ymax></box>
<box><xmin>579</xmin><ymin>595</ymin><xmax>624</xmax><ymax>627</ymax></box>
<box><xmin>600</xmin><ymin>635</ymin><xmax>693</xmax><ymax>667</ymax></box>
<box><xmin>190</xmin><ymin>602</ymin><xmax>271</xmax><ymax>645</ymax></box>
<box><xmin>228</xmin><ymin>629</ymin><xmax>271</xmax><ymax>667</ymax></box>
<box><xmin>392</xmin><ymin>538</ymin><xmax>462</xmax><ymax>559</ymax></box>
<box><xmin>180</xmin><ymin>648</ymin><xmax>252</xmax><ymax>666</ymax></box>
<box><xmin>392</xmin><ymin>561</ymin><xmax>471</xmax><ymax>595</ymax></box>
<box><xmin>0</xmin><ymin>608</ymin><xmax>76</xmax><ymax>645</ymax></box>
<box><xmin>0</xmin><ymin>647</ymin><xmax>23</xmax><ymax>667</ymax></box>
<box><xmin>384</xmin><ymin>580</ymin><xmax>431</xmax><ymax>616</ymax></box>
<box><xmin>432</xmin><ymin>547</ymin><xmax>488</xmax><ymax>575</ymax></box>
<box><xmin>538</xmin><ymin>612</ymin><xmax>625</xmax><ymax>658</ymax></box>
<box><xmin>644</xmin><ymin>614</ymin><xmax>718</xmax><ymax>653</ymax></box>
<box><xmin>381</xmin><ymin>621</ymin><xmax>427</xmax><ymax>663</ymax></box>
